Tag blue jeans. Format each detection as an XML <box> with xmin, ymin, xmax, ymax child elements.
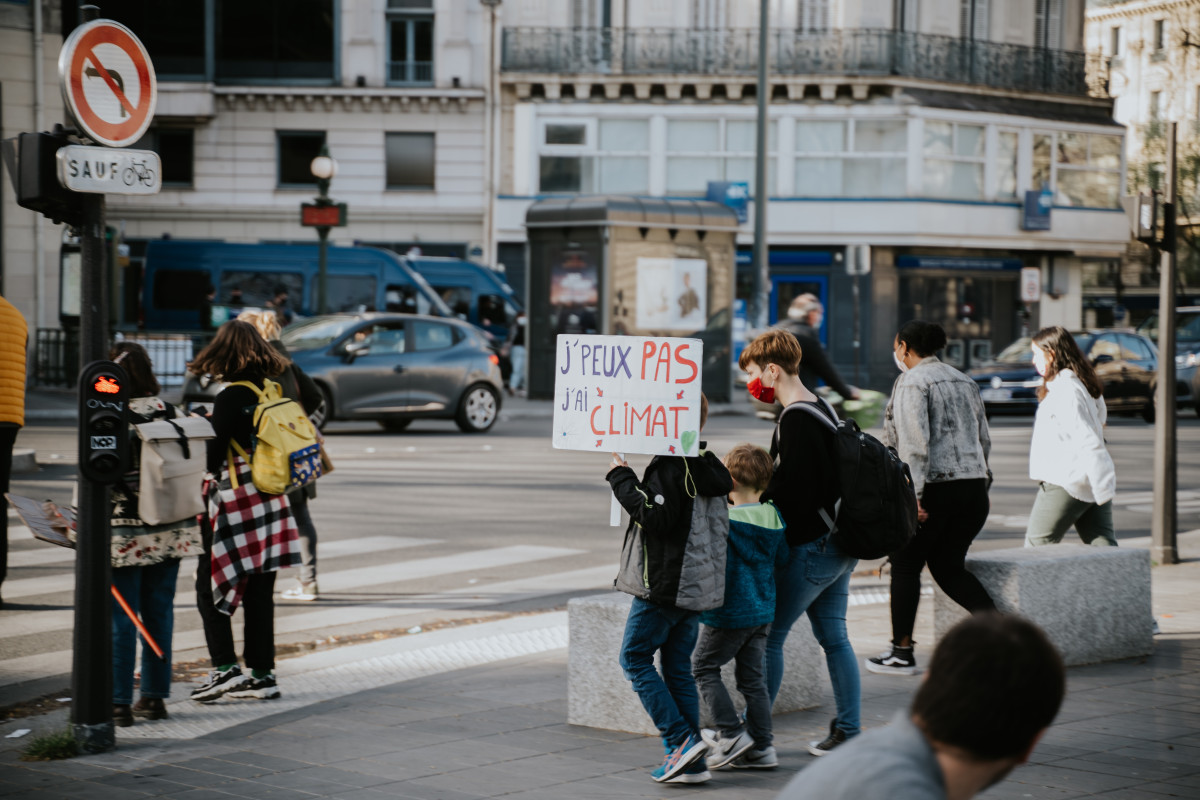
<box><xmin>619</xmin><ymin>597</ymin><xmax>701</xmax><ymax>747</ymax></box>
<box><xmin>112</xmin><ymin>558</ymin><xmax>181</xmax><ymax>705</ymax></box>
<box><xmin>765</xmin><ymin>535</ymin><xmax>860</xmax><ymax>737</ymax></box>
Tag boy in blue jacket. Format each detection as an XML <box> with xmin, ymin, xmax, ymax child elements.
<box><xmin>693</xmin><ymin>443</ymin><xmax>788</xmax><ymax>771</ymax></box>
<box><xmin>607</xmin><ymin>393</ymin><xmax>733</xmax><ymax>784</ymax></box>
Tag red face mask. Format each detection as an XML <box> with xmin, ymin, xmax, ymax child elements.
<box><xmin>747</xmin><ymin>377</ymin><xmax>775</xmax><ymax>404</ymax></box>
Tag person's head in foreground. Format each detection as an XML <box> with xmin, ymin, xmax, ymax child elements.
<box><xmin>778</xmin><ymin>613</ymin><xmax>1065</xmax><ymax>800</ymax></box>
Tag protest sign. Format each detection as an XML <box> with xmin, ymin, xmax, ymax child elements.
<box><xmin>553</xmin><ymin>334</ymin><xmax>703</xmax><ymax>457</ymax></box>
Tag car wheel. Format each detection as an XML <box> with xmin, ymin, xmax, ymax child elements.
<box><xmin>379</xmin><ymin>419</ymin><xmax>412</xmax><ymax>433</ymax></box>
<box><xmin>455</xmin><ymin>384</ymin><xmax>499</xmax><ymax>433</ymax></box>
<box><xmin>311</xmin><ymin>385</ymin><xmax>333</xmax><ymax>431</ymax></box>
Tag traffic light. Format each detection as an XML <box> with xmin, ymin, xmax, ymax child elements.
<box><xmin>78</xmin><ymin>361</ymin><xmax>130</xmax><ymax>483</ymax></box>
<box><xmin>0</xmin><ymin>130</ymin><xmax>85</xmax><ymax>226</ymax></box>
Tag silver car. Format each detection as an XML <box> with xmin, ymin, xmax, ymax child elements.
<box><xmin>280</xmin><ymin>313</ymin><xmax>504</xmax><ymax>433</ymax></box>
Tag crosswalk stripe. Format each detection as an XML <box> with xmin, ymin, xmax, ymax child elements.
<box><xmin>6</xmin><ymin>536</ymin><xmax>75</xmax><ymax>567</ymax></box>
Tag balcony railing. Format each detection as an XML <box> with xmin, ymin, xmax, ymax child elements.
<box><xmin>388</xmin><ymin>60</ymin><xmax>433</xmax><ymax>86</ymax></box>
<box><xmin>502</xmin><ymin>27</ymin><xmax>1090</xmax><ymax>97</ymax></box>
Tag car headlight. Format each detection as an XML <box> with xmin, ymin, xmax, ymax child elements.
<box><xmin>1177</xmin><ymin>353</ymin><xmax>1200</xmax><ymax>367</ymax></box>
<box><xmin>1021</xmin><ymin>379</ymin><xmax>1045</xmax><ymax>388</ymax></box>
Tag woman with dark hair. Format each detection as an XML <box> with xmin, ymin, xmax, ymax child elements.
<box><xmin>187</xmin><ymin>320</ymin><xmax>293</xmax><ymax>703</ymax></box>
<box><xmin>107</xmin><ymin>342</ymin><xmax>201</xmax><ymax>726</ymax></box>
<box><xmin>867</xmin><ymin>320</ymin><xmax>996</xmax><ymax>677</ymax></box>
<box><xmin>1024</xmin><ymin>326</ymin><xmax>1117</xmax><ymax>547</ymax></box>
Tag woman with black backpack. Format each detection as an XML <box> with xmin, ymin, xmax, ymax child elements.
<box><xmin>868</xmin><ymin>320</ymin><xmax>996</xmax><ymax>677</ymax></box>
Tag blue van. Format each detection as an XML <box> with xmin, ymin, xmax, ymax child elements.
<box><xmin>406</xmin><ymin>256</ymin><xmax>523</xmax><ymax>342</ymax></box>
<box><xmin>142</xmin><ymin>240</ymin><xmax>452</xmax><ymax>330</ymax></box>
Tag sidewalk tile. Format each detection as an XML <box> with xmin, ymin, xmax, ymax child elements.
<box><xmin>1052</xmin><ymin>752</ymin><xmax>1200</xmax><ymax>781</ymax></box>
<box><xmin>1002</xmin><ymin>763</ymin><xmax>1148</xmax><ymax>794</ymax></box>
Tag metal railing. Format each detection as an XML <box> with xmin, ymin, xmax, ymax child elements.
<box><xmin>501</xmin><ymin>27</ymin><xmax>1091</xmax><ymax>96</ymax></box>
<box><xmin>35</xmin><ymin>330</ymin><xmax>215</xmax><ymax>389</ymax></box>
<box><xmin>388</xmin><ymin>60</ymin><xmax>434</xmax><ymax>85</ymax></box>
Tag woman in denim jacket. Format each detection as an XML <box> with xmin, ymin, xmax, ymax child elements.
<box><xmin>868</xmin><ymin>321</ymin><xmax>997</xmax><ymax>676</ymax></box>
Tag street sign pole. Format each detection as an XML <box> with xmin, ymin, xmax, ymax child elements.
<box><xmin>1153</xmin><ymin>121</ymin><xmax>1179</xmax><ymax>565</ymax></box>
<box><xmin>750</xmin><ymin>0</ymin><xmax>770</xmax><ymax>331</ymax></box>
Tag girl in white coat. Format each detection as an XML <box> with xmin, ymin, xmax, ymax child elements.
<box><xmin>1025</xmin><ymin>326</ymin><xmax>1118</xmax><ymax>547</ymax></box>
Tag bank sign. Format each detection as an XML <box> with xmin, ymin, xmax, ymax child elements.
<box><xmin>56</xmin><ymin>144</ymin><xmax>161</xmax><ymax>195</ymax></box>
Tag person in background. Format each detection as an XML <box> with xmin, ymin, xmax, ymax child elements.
<box><xmin>1024</xmin><ymin>326</ymin><xmax>1117</xmax><ymax>548</ymax></box>
<box><xmin>107</xmin><ymin>343</ymin><xmax>203</xmax><ymax>726</ymax></box>
<box><xmin>507</xmin><ymin>312</ymin><xmax>527</xmax><ymax>397</ymax></box>
<box><xmin>869</xmin><ymin>320</ymin><xmax>996</xmax><ymax>677</ymax></box>
<box><xmin>265</xmin><ymin>285</ymin><xmax>294</xmax><ymax>327</ymax></box>
<box><xmin>776</xmin><ymin>613</ymin><xmax>1065</xmax><ymax>800</ymax></box>
<box><xmin>693</xmin><ymin>443</ymin><xmax>788</xmax><ymax>772</ymax></box>
<box><xmin>776</xmin><ymin>293</ymin><xmax>859</xmax><ymax>402</ymax></box>
<box><xmin>187</xmin><ymin>320</ymin><xmax>292</xmax><ymax>702</ymax></box>
<box><xmin>198</xmin><ymin>284</ymin><xmax>216</xmax><ymax>331</ymax></box>
<box><xmin>0</xmin><ymin>293</ymin><xmax>27</xmax><ymax>608</ymax></box>
<box><xmin>237</xmin><ymin>310</ymin><xmax>325</xmax><ymax>600</ymax></box>
<box><xmin>745</xmin><ymin>329</ymin><xmax>860</xmax><ymax>758</ymax></box>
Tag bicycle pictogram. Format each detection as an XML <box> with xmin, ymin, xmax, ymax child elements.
<box><xmin>123</xmin><ymin>159</ymin><xmax>156</xmax><ymax>187</ymax></box>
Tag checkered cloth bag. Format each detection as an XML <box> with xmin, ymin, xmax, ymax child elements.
<box><xmin>206</xmin><ymin>451</ymin><xmax>299</xmax><ymax>615</ymax></box>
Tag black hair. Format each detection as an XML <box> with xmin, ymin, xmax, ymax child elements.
<box><xmin>912</xmin><ymin>613</ymin><xmax>1064</xmax><ymax>760</ymax></box>
<box><xmin>109</xmin><ymin>342</ymin><xmax>159</xmax><ymax>397</ymax></box>
<box><xmin>896</xmin><ymin>320</ymin><xmax>948</xmax><ymax>358</ymax></box>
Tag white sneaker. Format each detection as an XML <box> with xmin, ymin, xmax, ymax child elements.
<box><xmin>282</xmin><ymin>581</ymin><xmax>318</xmax><ymax>601</ymax></box>
<box><xmin>706</xmin><ymin>730</ymin><xmax>756</xmax><ymax>770</ymax></box>
<box><xmin>731</xmin><ymin>745</ymin><xmax>778</xmax><ymax>769</ymax></box>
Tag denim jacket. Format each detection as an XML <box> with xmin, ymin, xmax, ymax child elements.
<box><xmin>882</xmin><ymin>356</ymin><xmax>991</xmax><ymax>499</ymax></box>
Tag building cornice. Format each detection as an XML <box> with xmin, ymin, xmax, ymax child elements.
<box><xmin>1087</xmin><ymin>0</ymin><xmax>1200</xmax><ymax>23</ymax></box>
<box><xmin>106</xmin><ymin>204</ymin><xmax>483</xmax><ymax>224</ymax></box>
<box><xmin>210</xmin><ymin>85</ymin><xmax>485</xmax><ymax>113</ymax></box>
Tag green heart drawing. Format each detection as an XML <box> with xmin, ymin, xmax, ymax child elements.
<box><xmin>681</xmin><ymin>430</ymin><xmax>698</xmax><ymax>454</ymax></box>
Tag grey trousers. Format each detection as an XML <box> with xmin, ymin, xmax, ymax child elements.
<box><xmin>1025</xmin><ymin>481</ymin><xmax>1117</xmax><ymax>548</ymax></box>
<box><xmin>289</xmin><ymin>490</ymin><xmax>319</xmax><ymax>584</ymax></box>
<box><xmin>692</xmin><ymin>623</ymin><xmax>772</xmax><ymax>747</ymax></box>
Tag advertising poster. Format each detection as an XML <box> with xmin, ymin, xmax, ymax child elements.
<box><xmin>550</xmin><ymin>247</ymin><xmax>599</xmax><ymax>337</ymax></box>
<box><xmin>552</xmin><ymin>334</ymin><xmax>704</xmax><ymax>457</ymax></box>
<box><xmin>636</xmin><ymin>257</ymin><xmax>707</xmax><ymax>331</ymax></box>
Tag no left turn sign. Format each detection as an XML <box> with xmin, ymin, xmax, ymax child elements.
<box><xmin>59</xmin><ymin>19</ymin><xmax>157</xmax><ymax>148</ymax></box>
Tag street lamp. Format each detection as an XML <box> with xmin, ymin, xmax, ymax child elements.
<box><xmin>300</xmin><ymin>145</ymin><xmax>346</xmax><ymax>315</ymax></box>
<box><xmin>480</xmin><ymin>0</ymin><xmax>502</xmax><ymax>267</ymax></box>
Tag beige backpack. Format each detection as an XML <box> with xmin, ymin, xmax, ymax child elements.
<box><xmin>134</xmin><ymin>416</ymin><xmax>215</xmax><ymax>525</ymax></box>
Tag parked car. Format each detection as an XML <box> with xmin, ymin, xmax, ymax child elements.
<box><xmin>968</xmin><ymin>330</ymin><xmax>1160</xmax><ymax>423</ymax></box>
<box><xmin>1137</xmin><ymin>306</ymin><xmax>1200</xmax><ymax>413</ymax></box>
<box><xmin>183</xmin><ymin>313</ymin><xmax>504</xmax><ymax>433</ymax></box>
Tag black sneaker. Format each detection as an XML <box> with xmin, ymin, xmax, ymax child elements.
<box><xmin>190</xmin><ymin>665</ymin><xmax>251</xmax><ymax>703</ymax></box>
<box><xmin>227</xmin><ymin>673</ymin><xmax>281</xmax><ymax>700</ymax></box>
<box><xmin>807</xmin><ymin>721</ymin><xmax>848</xmax><ymax>757</ymax></box>
<box><xmin>866</xmin><ymin>644</ymin><xmax>917</xmax><ymax>676</ymax></box>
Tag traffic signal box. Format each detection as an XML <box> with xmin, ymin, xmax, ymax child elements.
<box><xmin>0</xmin><ymin>130</ymin><xmax>85</xmax><ymax>226</ymax></box>
<box><xmin>78</xmin><ymin>361</ymin><xmax>130</xmax><ymax>483</ymax></box>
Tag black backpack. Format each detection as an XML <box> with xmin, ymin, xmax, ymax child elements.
<box><xmin>778</xmin><ymin>400</ymin><xmax>919</xmax><ymax>560</ymax></box>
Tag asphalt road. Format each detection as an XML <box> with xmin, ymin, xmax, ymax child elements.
<box><xmin>3</xmin><ymin>409</ymin><xmax>1199</xmax><ymax>708</ymax></box>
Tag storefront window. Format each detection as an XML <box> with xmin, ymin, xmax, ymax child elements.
<box><xmin>923</xmin><ymin>121</ymin><xmax>985</xmax><ymax>200</ymax></box>
<box><xmin>795</xmin><ymin>119</ymin><xmax>907</xmax><ymax>197</ymax></box>
<box><xmin>1056</xmin><ymin>133</ymin><xmax>1123</xmax><ymax>208</ymax></box>
<box><xmin>665</xmin><ymin>119</ymin><xmax>776</xmax><ymax>194</ymax></box>
<box><xmin>538</xmin><ymin>119</ymin><xmax>650</xmax><ymax>194</ymax></box>
<box><xmin>1033</xmin><ymin>133</ymin><xmax>1053</xmax><ymax>192</ymax></box>
<box><xmin>997</xmin><ymin>131</ymin><xmax>1018</xmax><ymax>198</ymax></box>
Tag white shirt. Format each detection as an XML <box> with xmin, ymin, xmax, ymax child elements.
<box><xmin>1028</xmin><ymin>369</ymin><xmax>1116</xmax><ymax>505</ymax></box>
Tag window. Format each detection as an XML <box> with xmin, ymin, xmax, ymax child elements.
<box><xmin>538</xmin><ymin>119</ymin><xmax>651</xmax><ymax>194</ymax></box>
<box><xmin>216</xmin><ymin>0</ymin><xmax>334</xmax><ymax>82</ymax></box>
<box><xmin>277</xmin><ymin>132</ymin><xmax>326</xmax><ymax>188</ymax></box>
<box><xmin>152</xmin><ymin>269</ymin><xmax>211</xmax><ymax>311</ymax></box>
<box><xmin>1088</xmin><ymin>335</ymin><xmax>1121</xmax><ymax>361</ymax></box>
<box><xmin>1120</xmin><ymin>334</ymin><xmax>1153</xmax><ymax>361</ymax></box>
<box><xmin>478</xmin><ymin>294</ymin><xmax>513</xmax><ymax>327</ymax></box>
<box><xmin>413</xmin><ymin>321</ymin><xmax>455</xmax><ymax>351</ymax></box>
<box><xmin>1055</xmin><ymin>133</ymin><xmax>1122</xmax><ymax>208</ymax></box>
<box><xmin>1110</xmin><ymin>26</ymin><xmax>1122</xmax><ymax>56</ymax></box>
<box><xmin>923</xmin><ymin>121</ymin><xmax>985</xmax><ymax>200</ymax></box>
<box><xmin>357</xmin><ymin>322</ymin><xmax>408</xmax><ymax>354</ymax></box>
<box><xmin>435</xmin><ymin>286</ymin><xmax>472</xmax><ymax>317</ymax></box>
<box><xmin>386</xmin><ymin>284</ymin><xmax>436</xmax><ymax>315</ymax></box>
<box><xmin>795</xmin><ymin>119</ymin><xmax>907</xmax><ymax>196</ymax></box>
<box><xmin>101</xmin><ymin>0</ymin><xmax>206</xmax><ymax>78</ymax></box>
<box><xmin>328</xmin><ymin>276</ymin><xmax>377</xmax><ymax>313</ymax></box>
<box><xmin>133</xmin><ymin>129</ymin><xmax>194</xmax><ymax>187</ymax></box>
<box><xmin>1034</xmin><ymin>0</ymin><xmax>1062</xmax><ymax>49</ymax></box>
<box><xmin>1154</xmin><ymin>19</ymin><xmax>1166</xmax><ymax>51</ymax></box>
<box><xmin>388</xmin><ymin>0</ymin><xmax>434</xmax><ymax>86</ymax></box>
<box><xmin>386</xmin><ymin>132</ymin><xmax>436</xmax><ymax>190</ymax></box>
<box><xmin>220</xmin><ymin>271</ymin><xmax>304</xmax><ymax>309</ymax></box>
<box><xmin>666</xmin><ymin>119</ymin><xmax>776</xmax><ymax>194</ymax></box>
<box><xmin>1033</xmin><ymin>132</ymin><xmax>1052</xmax><ymax>191</ymax></box>
<box><xmin>1150</xmin><ymin>91</ymin><xmax>1164</xmax><ymax>120</ymax></box>
<box><xmin>996</xmin><ymin>130</ymin><xmax>1018</xmax><ymax>198</ymax></box>
<box><xmin>798</xmin><ymin>0</ymin><xmax>830</xmax><ymax>33</ymax></box>
<box><xmin>960</xmin><ymin>0</ymin><xmax>988</xmax><ymax>40</ymax></box>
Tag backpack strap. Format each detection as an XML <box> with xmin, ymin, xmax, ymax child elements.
<box><xmin>228</xmin><ymin>380</ymin><xmax>267</xmax><ymax>402</ymax></box>
<box><xmin>775</xmin><ymin>398</ymin><xmax>842</xmax><ymax>536</ymax></box>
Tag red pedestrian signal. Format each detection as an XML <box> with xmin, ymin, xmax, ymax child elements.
<box><xmin>94</xmin><ymin>375</ymin><xmax>120</xmax><ymax>393</ymax></box>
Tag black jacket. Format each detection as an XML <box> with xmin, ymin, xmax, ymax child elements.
<box><xmin>607</xmin><ymin>446</ymin><xmax>733</xmax><ymax>611</ymax></box>
<box><xmin>777</xmin><ymin>320</ymin><xmax>854</xmax><ymax>400</ymax></box>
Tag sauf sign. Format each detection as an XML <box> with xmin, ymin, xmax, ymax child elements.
<box><xmin>57</xmin><ymin>144</ymin><xmax>161</xmax><ymax>195</ymax></box>
<box><xmin>553</xmin><ymin>335</ymin><xmax>703</xmax><ymax>457</ymax></box>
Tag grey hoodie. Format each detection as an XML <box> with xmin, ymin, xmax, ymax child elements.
<box><xmin>882</xmin><ymin>356</ymin><xmax>991</xmax><ymax>499</ymax></box>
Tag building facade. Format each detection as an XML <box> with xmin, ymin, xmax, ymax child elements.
<box><xmin>1086</xmin><ymin>0</ymin><xmax>1200</xmax><ymax>325</ymax></box>
<box><xmin>499</xmin><ymin>0</ymin><xmax>1127</xmax><ymax>388</ymax></box>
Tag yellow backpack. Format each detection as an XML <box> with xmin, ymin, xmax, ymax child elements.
<box><xmin>229</xmin><ymin>380</ymin><xmax>321</xmax><ymax>495</ymax></box>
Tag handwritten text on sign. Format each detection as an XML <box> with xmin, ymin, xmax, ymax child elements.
<box><xmin>553</xmin><ymin>335</ymin><xmax>703</xmax><ymax>457</ymax></box>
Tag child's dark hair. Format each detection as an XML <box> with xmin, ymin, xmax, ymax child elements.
<box><xmin>896</xmin><ymin>320</ymin><xmax>948</xmax><ymax>357</ymax></box>
<box><xmin>723</xmin><ymin>443</ymin><xmax>773</xmax><ymax>492</ymax></box>
<box><xmin>109</xmin><ymin>342</ymin><xmax>159</xmax><ymax>397</ymax></box>
<box><xmin>699</xmin><ymin>392</ymin><xmax>709</xmax><ymax>431</ymax></box>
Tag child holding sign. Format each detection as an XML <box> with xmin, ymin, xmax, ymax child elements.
<box><xmin>693</xmin><ymin>443</ymin><xmax>788</xmax><ymax>771</ymax></box>
<box><xmin>606</xmin><ymin>394</ymin><xmax>733</xmax><ymax>785</ymax></box>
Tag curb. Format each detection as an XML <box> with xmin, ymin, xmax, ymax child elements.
<box><xmin>11</xmin><ymin>448</ymin><xmax>38</xmax><ymax>473</ymax></box>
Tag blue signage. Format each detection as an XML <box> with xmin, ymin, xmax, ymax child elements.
<box><xmin>896</xmin><ymin>255</ymin><xmax>1024</xmax><ymax>272</ymax></box>
<box><xmin>706</xmin><ymin>181</ymin><xmax>749</xmax><ymax>224</ymax></box>
<box><xmin>1021</xmin><ymin>186</ymin><xmax>1053</xmax><ymax>231</ymax></box>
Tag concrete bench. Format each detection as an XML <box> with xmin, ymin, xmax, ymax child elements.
<box><xmin>568</xmin><ymin>592</ymin><xmax>827</xmax><ymax>735</ymax></box>
<box><xmin>934</xmin><ymin>545</ymin><xmax>1153</xmax><ymax>667</ymax></box>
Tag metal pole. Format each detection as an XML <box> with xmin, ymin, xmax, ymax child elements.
<box><xmin>1152</xmin><ymin>121</ymin><xmax>1179</xmax><ymax>565</ymax></box>
<box><xmin>751</xmin><ymin>0</ymin><xmax>770</xmax><ymax>331</ymax></box>
<box><xmin>73</xmin><ymin>192</ymin><xmax>114</xmax><ymax>753</ymax></box>
<box><xmin>317</xmin><ymin>225</ymin><xmax>330</xmax><ymax>315</ymax></box>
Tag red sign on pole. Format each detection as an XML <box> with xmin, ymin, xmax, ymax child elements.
<box><xmin>59</xmin><ymin>19</ymin><xmax>157</xmax><ymax>148</ymax></box>
<box><xmin>301</xmin><ymin>203</ymin><xmax>347</xmax><ymax>228</ymax></box>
